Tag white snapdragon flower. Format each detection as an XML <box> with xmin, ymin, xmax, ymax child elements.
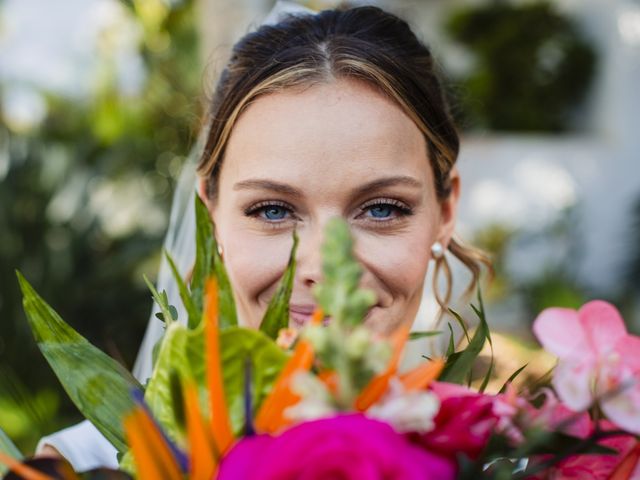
<box><xmin>284</xmin><ymin>372</ymin><xmax>336</xmax><ymax>423</ymax></box>
<box><xmin>367</xmin><ymin>379</ymin><xmax>440</xmax><ymax>434</ymax></box>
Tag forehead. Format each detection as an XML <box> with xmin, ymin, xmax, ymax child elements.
<box><xmin>220</xmin><ymin>78</ymin><xmax>432</xmax><ymax>191</ymax></box>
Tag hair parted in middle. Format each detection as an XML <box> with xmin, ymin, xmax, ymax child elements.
<box><xmin>197</xmin><ymin>4</ymin><xmax>491</xmax><ymax>309</ymax></box>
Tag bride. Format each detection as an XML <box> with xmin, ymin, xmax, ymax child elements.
<box><xmin>38</xmin><ymin>2</ymin><xmax>488</xmax><ymax>471</ymax></box>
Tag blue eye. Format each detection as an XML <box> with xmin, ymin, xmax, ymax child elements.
<box><xmin>262</xmin><ymin>205</ymin><xmax>289</xmax><ymax>220</ymax></box>
<box><xmin>245</xmin><ymin>201</ymin><xmax>294</xmax><ymax>224</ymax></box>
<box><xmin>359</xmin><ymin>199</ymin><xmax>412</xmax><ymax>223</ymax></box>
<box><xmin>367</xmin><ymin>205</ymin><xmax>394</xmax><ymax>218</ymax></box>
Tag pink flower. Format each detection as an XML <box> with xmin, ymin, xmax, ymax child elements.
<box><xmin>526</xmin><ymin>421</ymin><xmax>640</xmax><ymax>480</ymax></box>
<box><xmin>526</xmin><ymin>388</ymin><xmax>592</xmax><ymax>439</ymax></box>
<box><xmin>533</xmin><ymin>300</ymin><xmax>640</xmax><ymax>434</ymax></box>
<box><xmin>412</xmin><ymin>393</ymin><xmax>498</xmax><ymax>461</ymax></box>
<box><xmin>216</xmin><ymin>414</ymin><xmax>455</xmax><ymax>480</ymax></box>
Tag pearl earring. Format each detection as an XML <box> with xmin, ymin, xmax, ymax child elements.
<box><xmin>431</xmin><ymin>241</ymin><xmax>444</xmax><ymax>260</ymax></box>
<box><xmin>217</xmin><ymin>243</ymin><xmax>223</xmax><ymax>256</ymax></box>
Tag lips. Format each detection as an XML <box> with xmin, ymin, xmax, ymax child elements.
<box><xmin>289</xmin><ymin>305</ymin><xmax>322</xmax><ymax>328</ymax></box>
<box><xmin>288</xmin><ymin>304</ymin><xmax>377</xmax><ymax>327</ymax></box>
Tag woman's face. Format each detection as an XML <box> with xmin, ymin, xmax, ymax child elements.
<box><xmin>203</xmin><ymin>78</ymin><xmax>459</xmax><ymax>335</ymax></box>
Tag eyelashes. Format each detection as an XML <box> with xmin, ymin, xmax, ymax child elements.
<box><xmin>358</xmin><ymin>198</ymin><xmax>413</xmax><ymax>221</ymax></box>
<box><xmin>244</xmin><ymin>200</ymin><xmax>297</xmax><ymax>224</ymax></box>
<box><xmin>244</xmin><ymin>198</ymin><xmax>414</xmax><ymax>228</ymax></box>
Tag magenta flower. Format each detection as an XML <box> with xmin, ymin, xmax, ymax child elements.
<box><xmin>533</xmin><ymin>300</ymin><xmax>640</xmax><ymax>434</ymax></box>
<box><xmin>216</xmin><ymin>414</ymin><xmax>455</xmax><ymax>480</ymax></box>
<box><xmin>412</xmin><ymin>393</ymin><xmax>498</xmax><ymax>461</ymax></box>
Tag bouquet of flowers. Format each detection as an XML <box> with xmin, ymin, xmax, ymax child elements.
<box><xmin>1</xmin><ymin>197</ymin><xmax>639</xmax><ymax>479</ymax></box>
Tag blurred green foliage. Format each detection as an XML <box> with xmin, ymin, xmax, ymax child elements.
<box><xmin>0</xmin><ymin>0</ymin><xmax>200</xmax><ymax>452</ymax></box>
<box><xmin>446</xmin><ymin>1</ymin><xmax>597</xmax><ymax>131</ymax></box>
<box><xmin>474</xmin><ymin>210</ymin><xmax>588</xmax><ymax>324</ymax></box>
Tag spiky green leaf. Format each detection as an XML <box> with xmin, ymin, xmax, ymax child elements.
<box><xmin>191</xmin><ymin>195</ymin><xmax>237</xmax><ymax>328</ymax></box>
<box><xmin>260</xmin><ymin>231</ymin><xmax>298</xmax><ymax>339</ymax></box>
<box><xmin>143</xmin><ymin>275</ymin><xmax>177</xmax><ymax>324</ymax></box>
<box><xmin>498</xmin><ymin>364</ymin><xmax>528</xmax><ymax>394</ymax></box>
<box><xmin>440</xmin><ymin>297</ymin><xmax>490</xmax><ymax>385</ymax></box>
<box><xmin>409</xmin><ymin>331</ymin><xmax>442</xmax><ymax>341</ymax></box>
<box><xmin>191</xmin><ymin>195</ymin><xmax>215</xmax><ymax>316</ymax></box>
<box><xmin>165</xmin><ymin>251</ymin><xmax>199</xmax><ymax>328</ymax></box>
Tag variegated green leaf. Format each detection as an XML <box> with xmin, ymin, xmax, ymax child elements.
<box><xmin>143</xmin><ymin>322</ymin><xmax>287</xmax><ymax>446</ymax></box>
<box><xmin>219</xmin><ymin>327</ymin><xmax>287</xmax><ymax>432</ymax></box>
<box><xmin>17</xmin><ymin>272</ymin><xmax>143</xmax><ymax>454</ymax></box>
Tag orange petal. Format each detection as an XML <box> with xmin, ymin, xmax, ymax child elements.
<box><xmin>609</xmin><ymin>442</ymin><xmax>640</xmax><ymax>480</ymax></box>
<box><xmin>184</xmin><ymin>380</ymin><xmax>218</xmax><ymax>480</ymax></box>
<box><xmin>255</xmin><ymin>338</ymin><xmax>314</xmax><ymax>433</ymax></box>
<box><xmin>318</xmin><ymin>370</ymin><xmax>338</xmax><ymax>395</ymax></box>
<box><xmin>354</xmin><ymin>370</ymin><xmax>395</xmax><ymax>411</ymax></box>
<box><xmin>399</xmin><ymin>358</ymin><xmax>445</xmax><ymax>391</ymax></box>
<box><xmin>0</xmin><ymin>452</ymin><xmax>55</xmax><ymax>480</ymax></box>
<box><xmin>205</xmin><ymin>278</ymin><xmax>234</xmax><ymax>455</ymax></box>
<box><xmin>354</xmin><ymin>324</ymin><xmax>411</xmax><ymax>411</ymax></box>
<box><xmin>311</xmin><ymin>308</ymin><xmax>324</xmax><ymax>325</ymax></box>
<box><xmin>123</xmin><ymin>408</ymin><xmax>182</xmax><ymax>480</ymax></box>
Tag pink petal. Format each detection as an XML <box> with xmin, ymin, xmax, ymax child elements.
<box><xmin>552</xmin><ymin>359</ymin><xmax>594</xmax><ymax>412</ymax></box>
<box><xmin>429</xmin><ymin>381</ymin><xmax>475</xmax><ymax>400</ymax></box>
<box><xmin>578</xmin><ymin>301</ymin><xmax>627</xmax><ymax>357</ymax></box>
<box><xmin>615</xmin><ymin>335</ymin><xmax>640</xmax><ymax>371</ymax></box>
<box><xmin>599</xmin><ymin>367</ymin><xmax>640</xmax><ymax>435</ymax></box>
<box><xmin>533</xmin><ymin>307</ymin><xmax>591</xmax><ymax>359</ymax></box>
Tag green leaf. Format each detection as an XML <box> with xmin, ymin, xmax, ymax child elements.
<box><xmin>143</xmin><ymin>275</ymin><xmax>177</xmax><ymax>324</ymax></box>
<box><xmin>142</xmin><ymin>322</ymin><xmax>195</xmax><ymax>446</ymax></box>
<box><xmin>165</xmin><ymin>251</ymin><xmax>199</xmax><ymax>328</ymax></box>
<box><xmin>191</xmin><ymin>195</ymin><xmax>237</xmax><ymax>329</ymax></box>
<box><xmin>213</xmin><ymin>238</ymin><xmax>238</xmax><ymax>330</ymax></box>
<box><xmin>0</xmin><ymin>426</ymin><xmax>22</xmax><ymax>475</ymax></box>
<box><xmin>512</xmin><ymin>430</ymin><xmax>619</xmax><ymax>479</ymax></box>
<box><xmin>313</xmin><ymin>218</ymin><xmax>376</xmax><ymax>327</ymax></box>
<box><xmin>408</xmin><ymin>331</ymin><xmax>442</xmax><ymax>341</ymax></box>
<box><xmin>498</xmin><ymin>364</ymin><xmax>528</xmax><ymax>394</ymax></box>
<box><xmin>446</xmin><ymin>323</ymin><xmax>456</xmax><ymax>357</ymax></box>
<box><xmin>219</xmin><ymin>328</ymin><xmax>288</xmax><ymax>433</ymax></box>
<box><xmin>448</xmin><ymin>308</ymin><xmax>471</xmax><ymax>343</ymax></box>
<box><xmin>440</xmin><ymin>297</ymin><xmax>490</xmax><ymax>385</ymax></box>
<box><xmin>478</xmin><ymin>354</ymin><xmax>494</xmax><ymax>392</ymax></box>
<box><xmin>260</xmin><ymin>231</ymin><xmax>299</xmax><ymax>339</ymax></box>
<box><xmin>191</xmin><ymin>195</ymin><xmax>215</xmax><ymax>317</ymax></box>
<box><xmin>475</xmin><ymin>290</ymin><xmax>494</xmax><ymax>392</ymax></box>
<box><xmin>143</xmin><ymin>322</ymin><xmax>288</xmax><ymax>446</ymax></box>
<box><xmin>17</xmin><ymin>272</ymin><xmax>143</xmax><ymax>454</ymax></box>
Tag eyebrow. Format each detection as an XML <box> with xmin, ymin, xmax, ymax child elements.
<box><xmin>233</xmin><ymin>175</ymin><xmax>422</xmax><ymax>198</ymax></box>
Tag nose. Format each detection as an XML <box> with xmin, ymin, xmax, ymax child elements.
<box><xmin>295</xmin><ymin>224</ymin><xmax>324</xmax><ymax>289</ymax></box>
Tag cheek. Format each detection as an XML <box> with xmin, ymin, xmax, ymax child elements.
<box><xmin>353</xmin><ymin>211</ymin><xmax>438</xmax><ymax>305</ymax></box>
<box><xmin>218</xmin><ymin>224</ymin><xmax>292</xmax><ymax>320</ymax></box>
